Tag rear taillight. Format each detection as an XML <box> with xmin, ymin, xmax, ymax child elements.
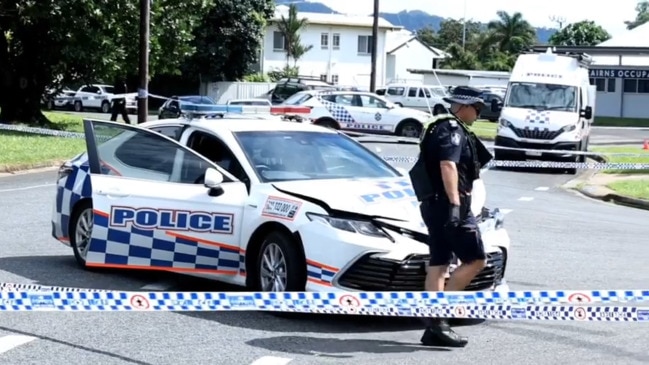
<box><xmin>57</xmin><ymin>163</ymin><xmax>73</xmax><ymax>181</ymax></box>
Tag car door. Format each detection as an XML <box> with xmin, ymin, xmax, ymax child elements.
<box><xmin>356</xmin><ymin>94</ymin><xmax>394</xmax><ymax>132</ymax></box>
<box><xmin>81</xmin><ymin>119</ymin><xmax>248</xmax><ymax>278</ymax></box>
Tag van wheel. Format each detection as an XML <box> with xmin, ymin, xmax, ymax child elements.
<box><xmin>313</xmin><ymin>118</ymin><xmax>338</xmax><ymax>129</ymax></box>
<box><xmin>396</xmin><ymin>119</ymin><xmax>422</xmax><ymax>138</ymax></box>
<box><xmin>433</xmin><ymin>104</ymin><xmax>446</xmax><ymax>115</ymax></box>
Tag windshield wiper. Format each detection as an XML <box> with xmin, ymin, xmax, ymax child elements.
<box><xmin>512</xmin><ymin>104</ymin><xmax>545</xmax><ymax>110</ymax></box>
<box><xmin>545</xmin><ymin>106</ymin><xmax>570</xmax><ymax>110</ymax></box>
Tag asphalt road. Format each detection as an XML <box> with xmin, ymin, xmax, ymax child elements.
<box><xmin>1</xmin><ymin>138</ymin><xmax>648</xmax><ymax>364</ymax></box>
<box><xmin>61</xmin><ymin>110</ymin><xmax>649</xmax><ymax>146</ymax></box>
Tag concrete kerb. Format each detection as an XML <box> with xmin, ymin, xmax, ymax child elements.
<box><xmin>0</xmin><ymin>160</ymin><xmax>66</xmax><ymax>174</ymax></box>
<box><xmin>568</xmin><ymin>154</ymin><xmax>649</xmax><ymax>211</ymax></box>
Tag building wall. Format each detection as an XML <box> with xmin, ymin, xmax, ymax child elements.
<box><xmin>422</xmin><ymin>74</ymin><xmax>469</xmax><ymax>87</ymax></box>
<box><xmin>387</xmin><ymin>40</ymin><xmax>437</xmax><ymax>84</ymax></box>
<box><xmin>261</xmin><ymin>24</ymin><xmax>388</xmax><ymax>89</ymax></box>
<box><xmin>589</xmin><ymin>67</ymin><xmax>649</xmax><ymax>118</ymax></box>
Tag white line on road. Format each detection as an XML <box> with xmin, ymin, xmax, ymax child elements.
<box><xmin>0</xmin><ymin>335</ymin><xmax>37</xmax><ymax>355</ymax></box>
<box><xmin>140</xmin><ymin>281</ymin><xmax>176</xmax><ymax>291</ymax></box>
<box><xmin>534</xmin><ymin>186</ymin><xmax>549</xmax><ymax>191</ymax></box>
<box><xmin>250</xmin><ymin>356</ymin><xmax>293</xmax><ymax>365</ymax></box>
<box><xmin>500</xmin><ymin>209</ymin><xmax>514</xmax><ymax>215</ymax></box>
<box><xmin>518</xmin><ymin>197</ymin><xmax>534</xmax><ymax>201</ymax></box>
<box><xmin>0</xmin><ymin>184</ymin><xmax>54</xmax><ymax>193</ymax></box>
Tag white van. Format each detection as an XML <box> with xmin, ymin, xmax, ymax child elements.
<box><xmin>491</xmin><ymin>48</ymin><xmax>595</xmax><ymax>172</ymax></box>
<box><xmin>382</xmin><ymin>83</ymin><xmax>451</xmax><ymax>115</ymax></box>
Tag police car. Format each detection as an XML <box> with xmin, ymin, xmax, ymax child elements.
<box><xmin>281</xmin><ymin>90</ymin><xmax>433</xmax><ymax>138</ymax></box>
<box><xmin>51</xmin><ymin>104</ymin><xmax>511</xmax><ymax>295</ymax></box>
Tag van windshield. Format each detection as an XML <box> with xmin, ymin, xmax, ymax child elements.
<box><xmin>505</xmin><ymin>82</ymin><xmax>578</xmax><ymax>112</ymax></box>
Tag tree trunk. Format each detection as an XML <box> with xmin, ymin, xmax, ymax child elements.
<box><xmin>0</xmin><ymin>73</ymin><xmax>51</xmax><ymax>127</ymax></box>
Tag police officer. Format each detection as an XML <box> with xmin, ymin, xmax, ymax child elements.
<box><xmin>408</xmin><ymin>86</ymin><xmax>493</xmax><ymax>348</ymax></box>
<box><xmin>110</xmin><ymin>76</ymin><xmax>131</xmax><ymax>124</ymax></box>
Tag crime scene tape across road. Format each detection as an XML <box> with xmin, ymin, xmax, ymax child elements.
<box><xmin>2</xmin><ymin>282</ymin><xmax>649</xmax><ymax>321</ymax></box>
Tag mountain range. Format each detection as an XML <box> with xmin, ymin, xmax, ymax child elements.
<box><xmin>275</xmin><ymin>0</ymin><xmax>557</xmax><ymax>44</ymax></box>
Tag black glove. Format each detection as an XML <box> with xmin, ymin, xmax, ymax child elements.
<box><xmin>445</xmin><ymin>204</ymin><xmax>461</xmax><ymax>229</ymax></box>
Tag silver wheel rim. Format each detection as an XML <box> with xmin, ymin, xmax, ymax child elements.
<box><xmin>402</xmin><ymin>125</ymin><xmax>420</xmax><ymax>137</ymax></box>
<box><xmin>75</xmin><ymin>209</ymin><xmax>93</xmax><ymax>260</ymax></box>
<box><xmin>259</xmin><ymin>243</ymin><xmax>288</xmax><ymax>292</ymax></box>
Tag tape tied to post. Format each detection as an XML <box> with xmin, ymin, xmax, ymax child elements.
<box><xmin>2</xmin><ymin>283</ymin><xmax>649</xmax><ymax>321</ymax></box>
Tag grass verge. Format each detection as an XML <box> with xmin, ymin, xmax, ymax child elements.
<box><xmin>472</xmin><ymin>120</ymin><xmax>497</xmax><ymax>140</ymax></box>
<box><xmin>595</xmin><ymin>117</ymin><xmax>649</xmax><ymax>127</ymax></box>
<box><xmin>606</xmin><ymin>179</ymin><xmax>649</xmax><ymax>200</ymax></box>
<box><xmin>0</xmin><ymin>112</ymin><xmax>85</xmax><ymax>171</ymax></box>
<box><xmin>590</xmin><ymin>146</ymin><xmax>649</xmax><ymax>174</ymax></box>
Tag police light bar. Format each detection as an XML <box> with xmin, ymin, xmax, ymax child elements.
<box><xmin>180</xmin><ymin>103</ymin><xmax>311</xmax><ymax>117</ymax></box>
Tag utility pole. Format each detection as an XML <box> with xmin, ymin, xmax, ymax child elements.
<box><xmin>369</xmin><ymin>0</ymin><xmax>379</xmax><ymax>92</ymax></box>
<box><xmin>462</xmin><ymin>0</ymin><xmax>467</xmax><ymax>49</ymax></box>
<box><xmin>549</xmin><ymin>15</ymin><xmax>566</xmax><ymax>29</ymax></box>
<box><xmin>137</xmin><ymin>0</ymin><xmax>150</xmax><ymax>125</ymax></box>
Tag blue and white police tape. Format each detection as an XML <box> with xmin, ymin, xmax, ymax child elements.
<box><xmin>382</xmin><ymin>156</ymin><xmax>649</xmax><ymax>170</ymax></box>
<box><xmin>2</xmin><ymin>282</ymin><xmax>649</xmax><ymax>305</ymax></box>
<box><xmin>1</xmin><ymin>288</ymin><xmax>649</xmax><ymax>321</ymax></box>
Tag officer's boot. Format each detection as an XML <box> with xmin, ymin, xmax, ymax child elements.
<box><xmin>420</xmin><ymin>318</ymin><xmax>468</xmax><ymax>348</ymax></box>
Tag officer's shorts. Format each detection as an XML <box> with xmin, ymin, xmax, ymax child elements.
<box><xmin>419</xmin><ymin>196</ymin><xmax>486</xmax><ymax>267</ymax></box>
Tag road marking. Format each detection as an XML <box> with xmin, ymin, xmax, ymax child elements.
<box><xmin>0</xmin><ymin>184</ymin><xmax>54</xmax><ymax>193</ymax></box>
<box><xmin>250</xmin><ymin>356</ymin><xmax>293</xmax><ymax>365</ymax></box>
<box><xmin>534</xmin><ymin>186</ymin><xmax>549</xmax><ymax>191</ymax></box>
<box><xmin>518</xmin><ymin>197</ymin><xmax>534</xmax><ymax>201</ymax></box>
<box><xmin>140</xmin><ymin>281</ymin><xmax>176</xmax><ymax>291</ymax></box>
<box><xmin>500</xmin><ymin>209</ymin><xmax>513</xmax><ymax>215</ymax></box>
<box><xmin>0</xmin><ymin>335</ymin><xmax>37</xmax><ymax>355</ymax></box>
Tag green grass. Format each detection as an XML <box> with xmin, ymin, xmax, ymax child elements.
<box><xmin>595</xmin><ymin>117</ymin><xmax>649</xmax><ymax>127</ymax></box>
<box><xmin>471</xmin><ymin>120</ymin><xmax>497</xmax><ymax>140</ymax></box>
<box><xmin>0</xmin><ymin>112</ymin><xmax>85</xmax><ymax>170</ymax></box>
<box><xmin>606</xmin><ymin>179</ymin><xmax>649</xmax><ymax>200</ymax></box>
<box><xmin>590</xmin><ymin>146</ymin><xmax>649</xmax><ymax>174</ymax></box>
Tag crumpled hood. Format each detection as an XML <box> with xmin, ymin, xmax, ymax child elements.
<box><xmin>272</xmin><ymin>176</ymin><xmax>486</xmax><ymax>233</ymax></box>
<box><xmin>501</xmin><ymin>107</ymin><xmax>579</xmax><ymax>129</ymax></box>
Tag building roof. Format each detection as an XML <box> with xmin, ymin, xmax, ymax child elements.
<box><xmin>407</xmin><ymin>69</ymin><xmax>511</xmax><ymax>78</ymax></box>
<box><xmin>386</xmin><ymin>32</ymin><xmax>448</xmax><ymax>57</ymax></box>
<box><xmin>271</xmin><ymin>5</ymin><xmax>402</xmax><ymax>30</ymax></box>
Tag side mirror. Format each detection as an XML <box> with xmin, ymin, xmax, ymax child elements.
<box><xmin>490</xmin><ymin>99</ymin><xmax>502</xmax><ymax>113</ymax></box>
<box><xmin>96</xmin><ymin>90</ymin><xmax>102</xmax><ymax>94</ymax></box>
<box><xmin>204</xmin><ymin>167</ymin><xmax>224</xmax><ymax>196</ymax></box>
<box><xmin>580</xmin><ymin>106</ymin><xmax>593</xmax><ymax>120</ymax></box>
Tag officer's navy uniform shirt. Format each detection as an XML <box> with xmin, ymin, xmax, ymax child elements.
<box><xmin>423</xmin><ymin>119</ymin><xmax>475</xmax><ymax>195</ymax></box>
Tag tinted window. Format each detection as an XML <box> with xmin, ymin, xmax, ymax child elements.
<box><xmin>150</xmin><ymin>125</ymin><xmax>183</xmax><ymax>141</ymax></box>
<box><xmin>234</xmin><ymin>131</ymin><xmax>399</xmax><ymax>182</ymax></box>
<box><xmin>103</xmin><ymin>86</ymin><xmax>115</xmax><ymax>94</ymax></box>
<box><xmin>283</xmin><ymin>92</ymin><xmax>312</xmax><ymax>105</ymax></box>
<box><xmin>387</xmin><ymin>87</ymin><xmax>405</xmax><ymax>96</ymax></box>
<box><xmin>187</xmin><ymin>131</ymin><xmax>249</xmax><ymax>183</ymax></box>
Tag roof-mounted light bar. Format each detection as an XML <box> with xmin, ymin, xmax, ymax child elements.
<box><xmin>179</xmin><ymin>103</ymin><xmax>311</xmax><ymax>120</ymax></box>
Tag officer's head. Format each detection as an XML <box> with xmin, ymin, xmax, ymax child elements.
<box><xmin>442</xmin><ymin>86</ymin><xmax>485</xmax><ymax>125</ymax></box>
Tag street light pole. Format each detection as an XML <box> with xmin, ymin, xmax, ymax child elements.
<box><xmin>462</xmin><ymin>0</ymin><xmax>467</xmax><ymax>49</ymax></box>
<box><xmin>369</xmin><ymin>0</ymin><xmax>379</xmax><ymax>92</ymax></box>
<box><xmin>137</xmin><ymin>0</ymin><xmax>150</xmax><ymax>125</ymax></box>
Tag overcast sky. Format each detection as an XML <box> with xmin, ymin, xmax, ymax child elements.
<box><xmin>314</xmin><ymin>0</ymin><xmax>639</xmax><ymax>38</ymax></box>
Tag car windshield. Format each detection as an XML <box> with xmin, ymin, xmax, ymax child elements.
<box><xmin>282</xmin><ymin>92</ymin><xmax>312</xmax><ymax>105</ymax></box>
<box><xmin>234</xmin><ymin>131</ymin><xmax>400</xmax><ymax>182</ymax></box>
<box><xmin>103</xmin><ymin>86</ymin><xmax>115</xmax><ymax>94</ymax></box>
<box><xmin>505</xmin><ymin>82</ymin><xmax>577</xmax><ymax>112</ymax></box>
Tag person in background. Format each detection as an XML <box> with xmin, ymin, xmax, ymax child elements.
<box><xmin>408</xmin><ymin>86</ymin><xmax>493</xmax><ymax>348</ymax></box>
<box><xmin>110</xmin><ymin>77</ymin><xmax>131</xmax><ymax>124</ymax></box>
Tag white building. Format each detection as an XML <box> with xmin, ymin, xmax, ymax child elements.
<box><xmin>385</xmin><ymin>30</ymin><xmax>447</xmax><ymax>84</ymax></box>
<box><xmin>260</xmin><ymin>5</ymin><xmax>401</xmax><ymax>88</ymax></box>
<box><xmin>406</xmin><ymin>69</ymin><xmax>511</xmax><ymax>88</ymax></box>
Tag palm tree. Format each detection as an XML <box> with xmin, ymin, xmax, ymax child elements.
<box><xmin>276</xmin><ymin>5</ymin><xmax>312</xmax><ymax>67</ymax></box>
<box><xmin>487</xmin><ymin>11</ymin><xmax>536</xmax><ymax>54</ymax></box>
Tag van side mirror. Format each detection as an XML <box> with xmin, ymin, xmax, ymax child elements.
<box><xmin>490</xmin><ymin>99</ymin><xmax>502</xmax><ymax>113</ymax></box>
<box><xmin>204</xmin><ymin>167</ymin><xmax>224</xmax><ymax>197</ymax></box>
<box><xmin>580</xmin><ymin>106</ymin><xmax>593</xmax><ymax>120</ymax></box>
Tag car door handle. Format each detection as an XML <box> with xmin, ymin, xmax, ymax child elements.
<box><xmin>96</xmin><ymin>189</ymin><xmax>130</xmax><ymax>198</ymax></box>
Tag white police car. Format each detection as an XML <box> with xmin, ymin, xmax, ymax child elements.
<box><xmin>281</xmin><ymin>90</ymin><xmax>433</xmax><ymax>138</ymax></box>
<box><xmin>51</xmin><ymin>105</ymin><xmax>510</xmax><ymax>295</ymax></box>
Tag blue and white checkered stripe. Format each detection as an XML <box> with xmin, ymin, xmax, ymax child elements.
<box><xmin>315</xmin><ymin>94</ymin><xmax>356</xmax><ymax>124</ymax></box>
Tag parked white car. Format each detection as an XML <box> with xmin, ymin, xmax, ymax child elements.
<box><xmin>73</xmin><ymin>84</ymin><xmax>137</xmax><ymax>114</ymax></box>
<box><xmin>381</xmin><ymin>84</ymin><xmax>451</xmax><ymax>115</ymax></box>
<box><xmin>281</xmin><ymin>90</ymin><xmax>432</xmax><ymax>138</ymax></box>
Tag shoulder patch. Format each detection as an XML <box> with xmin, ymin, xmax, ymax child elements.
<box><xmin>448</xmin><ymin>119</ymin><xmax>458</xmax><ymax>128</ymax></box>
<box><xmin>451</xmin><ymin>132</ymin><xmax>461</xmax><ymax>146</ymax></box>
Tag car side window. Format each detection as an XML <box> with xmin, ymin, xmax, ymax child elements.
<box><xmin>150</xmin><ymin>125</ymin><xmax>183</xmax><ymax>141</ymax></box>
<box><xmin>91</xmin><ymin>123</ymin><xmax>227</xmax><ymax>185</ymax></box>
<box><xmin>407</xmin><ymin>88</ymin><xmax>417</xmax><ymax>97</ymax></box>
<box><xmin>80</xmin><ymin>86</ymin><xmax>91</xmax><ymax>93</ymax></box>
<box><xmin>387</xmin><ymin>87</ymin><xmax>405</xmax><ymax>96</ymax></box>
<box><xmin>418</xmin><ymin>88</ymin><xmax>431</xmax><ymax>98</ymax></box>
<box><xmin>359</xmin><ymin>95</ymin><xmax>386</xmax><ymax>108</ymax></box>
<box><xmin>186</xmin><ymin>131</ymin><xmax>249</xmax><ymax>184</ymax></box>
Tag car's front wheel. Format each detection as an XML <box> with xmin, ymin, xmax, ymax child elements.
<box><xmin>70</xmin><ymin>201</ymin><xmax>94</xmax><ymax>269</ymax></box>
<box><xmin>256</xmin><ymin>231</ymin><xmax>306</xmax><ymax>293</ymax></box>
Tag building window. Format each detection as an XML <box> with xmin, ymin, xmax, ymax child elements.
<box><xmin>331</xmin><ymin>75</ymin><xmax>339</xmax><ymax>84</ymax></box>
<box><xmin>320</xmin><ymin>74</ymin><xmax>327</xmax><ymax>82</ymax></box>
<box><xmin>357</xmin><ymin>35</ymin><xmax>373</xmax><ymax>55</ymax></box>
<box><xmin>273</xmin><ymin>31</ymin><xmax>287</xmax><ymax>51</ymax></box>
<box><xmin>321</xmin><ymin>33</ymin><xmax>329</xmax><ymax>49</ymax></box>
<box><xmin>622</xmin><ymin>79</ymin><xmax>649</xmax><ymax>93</ymax></box>
<box><xmin>590</xmin><ymin>77</ymin><xmax>615</xmax><ymax>93</ymax></box>
<box><xmin>333</xmin><ymin>33</ymin><xmax>340</xmax><ymax>49</ymax></box>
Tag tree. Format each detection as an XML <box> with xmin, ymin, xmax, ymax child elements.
<box><xmin>625</xmin><ymin>1</ymin><xmax>649</xmax><ymax>30</ymax></box>
<box><xmin>416</xmin><ymin>26</ymin><xmax>437</xmax><ymax>48</ymax></box>
<box><xmin>0</xmin><ymin>0</ymin><xmax>210</xmax><ymax>126</ymax></box>
<box><xmin>549</xmin><ymin>20</ymin><xmax>611</xmax><ymax>46</ymax></box>
<box><xmin>183</xmin><ymin>0</ymin><xmax>275</xmax><ymax>82</ymax></box>
<box><xmin>433</xmin><ymin>19</ymin><xmax>481</xmax><ymax>49</ymax></box>
<box><xmin>487</xmin><ymin>11</ymin><xmax>536</xmax><ymax>54</ymax></box>
<box><xmin>276</xmin><ymin>4</ymin><xmax>313</xmax><ymax>68</ymax></box>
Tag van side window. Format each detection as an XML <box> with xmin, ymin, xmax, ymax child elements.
<box><xmin>387</xmin><ymin>87</ymin><xmax>405</xmax><ymax>96</ymax></box>
<box><xmin>418</xmin><ymin>88</ymin><xmax>431</xmax><ymax>98</ymax></box>
<box><xmin>407</xmin><ymin>88</ymin><xmax>418</xmax><ymax>97</ymax></box>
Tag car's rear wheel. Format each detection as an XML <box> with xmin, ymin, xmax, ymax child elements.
<box><xmin>70</xmin><ymin>201</ymin><xmax>93</xmax><ymax>269</ymax></box>
<box><xmin>74</xmin><ymin>101</ymin><xmax>83</xmax><ymax>112</ymax></box>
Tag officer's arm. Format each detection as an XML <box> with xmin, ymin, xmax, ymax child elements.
<box><xmin>435</xmin><ymin>124</ymin><xmax>462</xmax><ymax>206</ymax></box>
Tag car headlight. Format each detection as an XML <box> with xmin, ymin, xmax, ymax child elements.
<box><xmin>499</xmin><ymin>118</ymin><xmax>512</xmax><ymax>128</ymax></box>
<box><xmin>561</xmin><ymin>124</ymin><xmax>577</xmax><ymax>132</ymax></box>
<box><xmin>306</xmin><ymin>213</ymin><xmax>389</xmax><ymax>238</ymax></box>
